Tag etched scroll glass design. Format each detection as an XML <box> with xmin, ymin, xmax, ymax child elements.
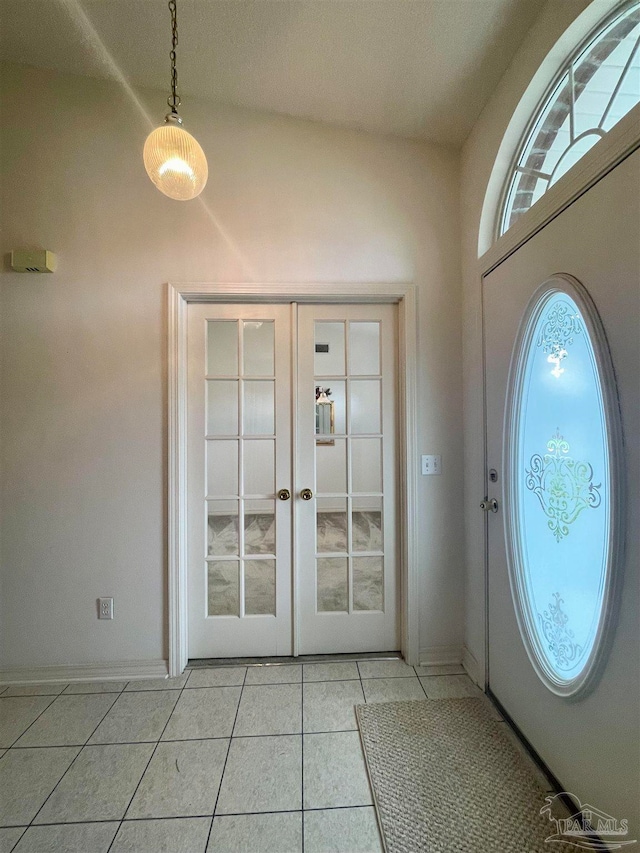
<box><xmin>515</xmin><ymin>291</ymin><xmax>610</xmax><ymax>684</ymax></box>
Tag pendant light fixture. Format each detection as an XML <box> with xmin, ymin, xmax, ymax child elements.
<box><xmin>143</xmin><ymin>0</ymin><xmax>208</xmax><ymax>200</ymax></box>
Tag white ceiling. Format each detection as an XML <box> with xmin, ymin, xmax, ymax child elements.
<box><xmin>0</xmin><ymin>0</ymin><xmax>547</xmax><ymax>147</ymax></box>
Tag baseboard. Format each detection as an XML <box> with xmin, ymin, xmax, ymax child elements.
<box><xmin>418</xmin><ymin>645</ymin><xmax>463</xmax><ymax>667</ymax></box>
<box><xmin>462</xmin><ymin>645</ymin><xmax>482</xmax><ymax>686</ymax></box>
<box><xmin>0</xmin><ymin>659</ymin><xmax>169</xmax><ymax>685</ymax></box>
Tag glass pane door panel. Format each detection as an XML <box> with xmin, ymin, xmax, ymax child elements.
<box><xmin>314</xmin><ymin>380</ymin><xmax>346</xmax><ymax>435</ymax></box>
<box><xmin>317</xmin><ymin>557</ymin><xmax>348</xmax><ymax>612</ymax></box>
<box><xmin>207</xmin><ymin>500</ymin><xmax>239</xmax><ymax>556</ymax></box>
<box><xmin>349</xmin><ymin>322</ymin><xmax>380</xmax><ymax>375</ymax></box>
<box><xmin>314</xmin><ymin>322</ymin><xmax>346</xmax><ymax>375</ymax></box>
<box><xmin>351</xmin><ymin>439</ymin><xmax>382</xmax><ymax>493</ymax></box>
<box><xmin>245</xmin><ymin>560</ymin><xmax>276</xmax><ymax>615</ymax></box>
<box><xmin>207</xmin><ymin>381</ymin><xmax>239</xmax><ymax>435</ymax></box>
<box><xmin>244</xmin><ymin>500</ymin><xmax>275</xmax><ymax>555</ymax></box>
<box><xmin>207</xmin><ymin>440</ymin><xmax>238</xmax><ymax>496</ymax></box>
<box><xmin>243</xmin><ymin>440</ymin><xmax>275</xmax><ymax>495</ymax></box>
<box><xmin>316</xmin><ymin>440</ymin><xmax>347</xmax><ymax>494</ymax></box>
<box><xmin>207</xmin><ymin>321</ymin><xmax>238</xmax><ymax>375</ymax></box>
<box><xmin>350</xmin><ymin>380</ymin><xmax>381</xmax><ymax>434</ymax></box>
<box><xmin>208</xmin><ymin>561</ymin><xmax>239</xmax><ymax>616</ymax></box>
<box><xmin>243</xmin><ymin>381</ymin><xmax>275</xmax><ymax>435</ymax></box>
<box><xmin>352</xmin><ymin>497</ymin><xmax>383</xmax><ymax>551</ymax></box>
<box><xmin>316</xmin><ymin>498</ymin><xmax>348</xmax><ymax>553</ymax></box>
<box><xmin>353</xmin><ymin>557</ymin><xmax>383</xmax><ymax>611</ymax></box>
<box><xmin>243</xmin><ymin>321</ymin><xmax>274</xmax><ymax>376</ymax></box>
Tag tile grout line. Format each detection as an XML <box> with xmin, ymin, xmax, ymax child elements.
<box><xmin>358</xmin><ymin>659</ymin><xmax>394</xmax><ymax>853</ymax></box>
<box><xmin>5</xmin><ymin>825</ymin><xmax>27</xmax><ymax>853</ymax></box>
<box><xmin>356</xmin><ymin>660</ymin><xmax>367</xmax><ymax>705</ymax></box>
<box><xmin>71</xmin><ymin>672</ymin><xmax>453</xmax><ymax>695</ymax></box>
<box><xmin>416</xmin><ymin>670</ymin><xmax>430</xmax><ymax>699</ymax></box>
<box><xmin>0</xmin><ymin>667</ymin><xmax>448</xmax><ymax>699</ymax></box>
<box><xmin>106</xmin><ymin>674</ymin><xmax>191</xmax><ymax>852</ymax></box>
<box><xmin>301</xmin><ymin>670</ymin><xmax>305</xmax><ymax>853</ymax></box>
<box><xmin>25</xmin><ymin>688</ymin><xmax>125</xmax><ymax>836</ymax></box>
<box><xmin>1</xmin><ymin>674</ymin><xmax>413</xmax><ymax>694</ymax></box>
<box><xmin>1</xmin><ymin>802</ymin><xmax>376</xmax><ymax>831</ymax></box>
<box><xmin>119</xmin><ymin>686</ymin><xmax>186</xmax><ymax>694</ymax></box>
<box><xmin>6</xmin><ymin>727</ymin><xmax>360</xmax><ymax>748</ymax></box>
<box><xmin>4</xmin><ymin>681</ymin><xmax>128</xmax><ymax>750</ymax></box>
<box><xmin>354</xmin><ymin>655</ymin><xmax>377</xmax><ymax>829</ymax></box>
<box><xmin>3</xmin><ymin>664</ymin><xmax>462</xmax><ymax>845</ymax></box>
<box><xmin>3</xmin><ymin>684</ymin><xmax>127</xmax><ymax>853</ymax></box>
<box><xmin>354</xmin><ymin>657</ymin><xmax>374</xmax><ymax>825</ymax></box>
<box><xmin>414</xmin><ymin>671</ymin><xmax>466</xmax><ymax>679</ymax></box>
<box><xmin>62</xmin><ymin>683</ymin><xmax>128</xmax><ymax>696</ymax></box>
<box><xmin>204</xmin><ymin>665</ymin><xmax>249</xmax><ymax>852</ymax></box>
<box><xmin>3</xmin><ymin>689</ymin><xmax>64</xmax><ymax>698</ymax></box>
<box><xmin>5</xmin><ymin>694</ymin><xmax>62</xmax><ymax>749</ymax></box>
<box><xmin>3</xmin><ymin>669</ymin><xmax>434</xmax><ymax>751</ymax></box>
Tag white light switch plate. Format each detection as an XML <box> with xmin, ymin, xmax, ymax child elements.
<box><xmin>421</xmin><ymin>454</ymin><xmax>442</xmax><ymax>476</ymax></box>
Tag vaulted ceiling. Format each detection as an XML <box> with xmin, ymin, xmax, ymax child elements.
<box><xmin>0</xmin><ymin>0</ymin><xmax>547</xmax><ymax>147</ymax></box>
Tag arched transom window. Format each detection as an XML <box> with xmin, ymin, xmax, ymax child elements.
<box><xmin>499</xmin><ymin>1</ymin><xmax>640</xmax><ymax>236</ymax></box>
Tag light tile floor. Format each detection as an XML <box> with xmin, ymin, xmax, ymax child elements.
<box><xmin>0</xmin><ymin>660</ymin><xmax>494</xmax><ymax>853</ymax></box>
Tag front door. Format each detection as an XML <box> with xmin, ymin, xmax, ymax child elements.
<box><xmin>484</xmin><ymin>150</ymin><xmax>639</xmax><ymax>831</ymax></box>
<box><xmin>187</xmin><ymin>302</ymin><xmax>398</xmax><ymax>658</ymax></box>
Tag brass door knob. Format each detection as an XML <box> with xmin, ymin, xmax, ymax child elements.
<box><xmin>277</xmin><ymin>489</ymin><xmax>291</xmax><ymax>501</ymax></box>
<box><xmin>300</xmin><ymin>488</ymin><xmax>313</xmax><ymax>501</ymax></box>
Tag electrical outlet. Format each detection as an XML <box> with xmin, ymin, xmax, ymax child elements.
<box><xmin>421</xmin><ymin>454</ymin><xmax>442</xmax><ymax>476</ymax></box>
<box><xmin>98</xmin><ymin>597</ymin><xmax>114</xmax><ymax>620</ymax></box>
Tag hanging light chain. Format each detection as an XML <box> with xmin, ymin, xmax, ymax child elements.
<box><xmin>168</xmin><ymin>0</ymin><xmax>181</xmax><ymax>113</ymax></box>
<box><xmin>144</xmin><ymin>0</ymin><xmax>208</xmax><ymax>200</ymax></box>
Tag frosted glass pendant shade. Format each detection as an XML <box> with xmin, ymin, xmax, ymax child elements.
<box><xmin>143</xmin><ymin>118</ymin><xmax>208</xmax><ymax>201</ymax></box>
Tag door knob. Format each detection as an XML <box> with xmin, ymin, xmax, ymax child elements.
<box><xmin>480</xmin><ymin>498</ymin><xmax>499</xmax><ymax>513</ymax></box>
<box><xmin>277</xmin><ymin>489</ymin><xmax>291</xmax><ymax>501</ymax></box>
<box><xmin>300</xmin><ymin>488</ymin><xmax>313</xmax><ymax>501</ymax></box>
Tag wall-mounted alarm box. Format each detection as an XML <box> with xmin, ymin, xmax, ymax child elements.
<box><xmin>11</xmin><ymin>249</ymin><xmax>57</xmax><ymax>273</ymax></box>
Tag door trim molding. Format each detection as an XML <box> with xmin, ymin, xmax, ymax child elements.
<box><xmin>167</xmin><ymin>282</ymin><xmax>419</xmax><ymax>675</ymax></box>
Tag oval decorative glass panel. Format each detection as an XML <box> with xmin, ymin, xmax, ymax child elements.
<box><xmin>505</xmin><ymin>276</ymin><xmax>623</xmax><ymax>696</ymax></box>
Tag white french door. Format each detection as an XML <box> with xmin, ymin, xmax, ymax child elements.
<box><xmin>484</xmin><ymin>150</ymin><xmax>639</xmax><ymax>831</ymax></box>
<box><xmin>187</xmin><ymin>304</ymin><xmax>293</xmax><ymax>658</ymax></box>
<box><xmin>187</xmin><ymin>302</ymin><xmax>398</xmax><ymax>659</ymax></box>
<box><xmin>296</xmin><ymin>305</ymin><xmax>397</xmax><ymax>654</ymax></box>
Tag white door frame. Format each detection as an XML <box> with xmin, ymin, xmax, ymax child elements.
<box><xmin>167</xmin><ymin>281</ymin><xmax>419</xmax><ymax>676</ymax></box>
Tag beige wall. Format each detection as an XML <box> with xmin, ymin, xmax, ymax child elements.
<box><xmin>0</xmin><ymin>63</ymin><xmax>463</xmax><ymax>669</ymax></box>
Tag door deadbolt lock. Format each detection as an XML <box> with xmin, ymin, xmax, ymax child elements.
<box><xmin>300</xmin><ymin>488</ymin><xmax>313</xmax><ymax>501</ymax></box>
<box><xmin>277</xmin><ymin>489</ymin><xmax>291</xmax><ymax>501</ymax></box>
<box><xmin>480</xmin><ymin>498</ymin><xmax>499</xmax><ymax>513</ymax></box>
